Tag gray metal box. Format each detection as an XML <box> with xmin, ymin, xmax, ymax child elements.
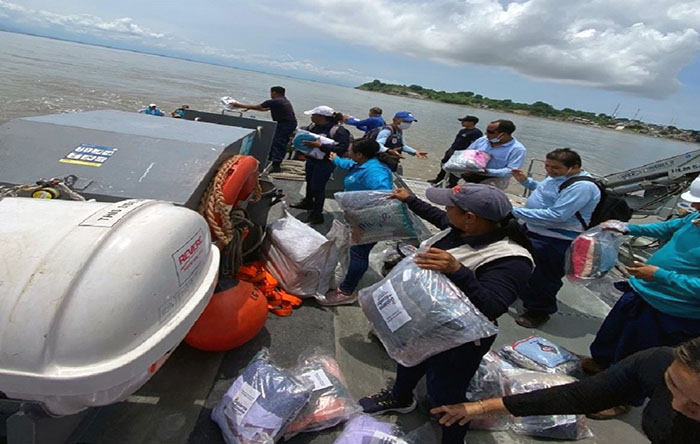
<box><xmin>0</xmin><ymin>110</ymin><xmax>257</xmax><ymax>209</ymax></box>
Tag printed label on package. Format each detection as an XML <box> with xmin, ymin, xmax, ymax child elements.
<box><xmin>79</xmin><ymin>199</ymin><xmax>149</xmax><ymax>228</ymax></box>
<box><xmin>225</xmin><ymin>382</ymin><xmax>261</xmax><ymax>426</ymax></box>
<box><xmin>302</xmin><ymin>369</ymin><xmax>333</xmax><ymax>391</ymax></box>
<box><xmin>59</xmin><ymin>143</ymin><xmax>118</xmax><ymax>167</ymax></box>
<box><xmin>171</xmin><ymin>229</ymin><xmax>206</xmax><ymax>286</ymax></box>
<box><xmin>369</xmin><ymin>431</ymin><xmax>407</xmax><ymax>444</ymax></box>
<box><xmin>373</xmin><ymin>280</ymin><xmax>412</xmax><ymax>332</ymax></box>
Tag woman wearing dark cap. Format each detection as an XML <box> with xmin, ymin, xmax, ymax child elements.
<box><xmin>432</xmin><ymin>337</ymin><xmax>700</xmax><ymax>444</ymax></box>
<box><xmin>359</xmin><ymin>183</ymin><xmax>534</xmax><ymax>444</ymax></box>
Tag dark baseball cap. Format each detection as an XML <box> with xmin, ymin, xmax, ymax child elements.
<box><xmin>458</xmin><ymin>115</ymin><xmax>479</xmax><ymax>123</ymax></box>
<box><xmin>425</xmin><ymin>184</ymin><xmax>512</xmax><ymax>221</ymax></box>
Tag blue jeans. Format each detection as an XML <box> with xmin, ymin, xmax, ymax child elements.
<box><xmin>339</xmin><ymin>242</ymin><xmax>376</xmax><ymax>294</ymax></box>
<box><xmin>591</xmin><ymin>283</ymin><xmax>700</xmax><ymax>367</ymax></box>
<box><xmin>304</xmin><ymin>158</ymin><xmax>335</xmax><ymax>217</ymax></box>
<box><xmin>269</xmin><ymin>121</ymin><xmax>296</xmax><ymax>163</ymax></box>
<box><xmin>519</xmin><ymin>232</ymin><xmax>573</xmax><ymax>314</ymax></box>
<box><xmin>391</xmin><ymin>336</ymin><xmax>496</xmax><ymax>444</ymax></box>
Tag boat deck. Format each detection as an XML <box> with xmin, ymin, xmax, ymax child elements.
<box><xmin>72</xmin><ymin>164</ymin><xmax>647</xmax><ymax>444</ymax></box>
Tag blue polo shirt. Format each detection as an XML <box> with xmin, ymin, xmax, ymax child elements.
<box><xmin>260</xmin><ymin>97</ymin><xmax>297</xmax><ymax>124</ymax></box>
<box><xmin>468</xmin><ymin>136</ymin><xmax>527</xmax><ymax>177</ymax></box>
<box><xmin>346</xmin><ymin>116</ymin><xmax>386</xmax><ymax>134</ymax></box>
<box><xmin>332</xmin><ymin>157</ymin><xmax>393</xmax><ymax>191</ymax></box>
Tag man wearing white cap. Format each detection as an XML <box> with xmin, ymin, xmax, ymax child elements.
<box><xmin>290</xmin><ymin>105</ymin><xmax>350</xmax><ymax>224</ymax></box>
<box><xmin>581</xmin><ymin>176</ymin><xmax>700</xmax><ymax>414</ymax></box>
<box><xmin>139</xmin><ymin>103</ymin><xmax>164</xmax><ymax>116</ymax></box>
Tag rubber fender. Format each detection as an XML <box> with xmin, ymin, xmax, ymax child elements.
<box><xmin>184</xmin><ymin>279</ymin><xmax>267</xmax><ymax>351</ymax></box>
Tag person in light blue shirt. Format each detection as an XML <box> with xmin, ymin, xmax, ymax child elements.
<box><xmin>510</xmin><ymin>148</ymin><xmax>601</xmax><ymax>328</ymax></box>
<box><xmin>139</xmin><ymin>103</ymin><xmax>165</xmax><ymax>116</ymax></box>
<box><xmin>344</xmin><ymin>107</ymin><xmax>386</xmax><ymax>135</ymax></box>
<box><xmin>463</xmin><ymin>119</ymin><xmax>526</xmax><ymax>190</ymax></box>
<box><xmin>587</xmin><ymin>177</ymin><xmax>700</xmax><ymax>374</ymax></box>
<box><xmin>322</xmin><ymin>139</ymin><xmax>394</xmax><ymax>306</ymax></box>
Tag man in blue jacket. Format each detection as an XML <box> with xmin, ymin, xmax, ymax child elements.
<box><xmin>343</xmin><ymin>107</ymin><xmax>385</xmax><ymax>135</ymax></box>
<box><xmin>510</xmin><ymin>148</ymin><xmax>600</xmax><ymax>328</ymax></box>
<box><xmin>139</xmin><ymin>104</ymin><xmax>165</xmax><ymax>116</ymax></box>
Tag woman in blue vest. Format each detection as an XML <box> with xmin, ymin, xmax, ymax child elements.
<box><xmin>318</xmin><ymin>139</ymin><xmax>394</xmax><ymax>306</ymax></box>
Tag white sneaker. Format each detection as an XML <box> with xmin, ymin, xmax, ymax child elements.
<box><xmin>316</xmin><ymin>289</ymin><xmax>357</xmax><ymax>306</ymax></box>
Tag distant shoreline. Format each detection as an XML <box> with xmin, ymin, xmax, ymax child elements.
<box><xmin>357</xmin><ymin>81</ymin><xmax>699</xmax><ymax>145</ymax></box>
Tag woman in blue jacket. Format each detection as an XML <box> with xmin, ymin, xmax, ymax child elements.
<box><xmin>320</xmin><ymin>139</ymin><xmax>393</xmax><ymax>305</ymax></box>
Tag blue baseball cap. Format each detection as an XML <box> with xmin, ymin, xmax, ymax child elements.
<box><xmin>394</xmin><ymin>111</ymin><xmax>417</xmax><ymax>122</ymax></box>
<box><xmin>425</xmin><ymin>184</ymin><xmax>512</xmax><ymax>221</ymax></box>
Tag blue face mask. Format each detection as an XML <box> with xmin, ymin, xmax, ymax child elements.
<box><xmin>488</xmin><ymin>136</ymin><xmax>501</xmax><ymax>143</ymax></box>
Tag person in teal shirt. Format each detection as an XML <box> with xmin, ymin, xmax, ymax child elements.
<box><xmin>321</xmin><ymin>139</ymin><xmax>394</xmax><ymax>306</ymax></box>
<box><xmin>586</xmin><ymin>176</ymin><xmax>700</xmax><ymax>382</ymax></box>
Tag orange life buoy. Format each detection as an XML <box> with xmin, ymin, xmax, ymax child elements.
<box><xmin>221</xmin><ymin>155</ymin><xmax>259</xmax><ymax>206</ymax></box>
<box><xmin>185</xmin><ymin>280</ymin><xmax>268</xmax><ymax>351</ymax></box>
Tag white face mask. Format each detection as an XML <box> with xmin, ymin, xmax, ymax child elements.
<box><xmin>488</xmin><ymin>135</ymin><xmax>501</xmax><ymax>143</ymax></box>
<box><xmin>398</xmin><ymin>122</ymin><xmax>412</xmax><ymax>130</ymax></box>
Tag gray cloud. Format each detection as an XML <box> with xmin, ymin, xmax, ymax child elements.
<box><xmin>288</xmin><ymin>0</ymin><xmax>700</xmax><ymax>98</ymax></box>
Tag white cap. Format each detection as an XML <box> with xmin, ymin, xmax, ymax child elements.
<box><xmin>304</xmin><ymin>105</ymin><xmax>334</xmax><ymax>117</ymax></box>
<box><xmin>680</xmin><ymin>176</ymin><xmax>700</xmax><ymax>203</ymax></box>
<box><xmin>149</xmin><ymin>103</ymin><xmax>157</xmax><ymax>107</ymax></box>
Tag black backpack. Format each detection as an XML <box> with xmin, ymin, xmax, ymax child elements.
<box><xmin>559</xmin><ymin>176</ymin><xmax>633</xmax><ymax>229</ymax></box>
<box><xmin>355</xmin><ymin>125</ymin><xmax>400</xmax><ymax>172</ymax></box>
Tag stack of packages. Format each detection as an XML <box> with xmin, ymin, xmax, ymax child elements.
<box><xmin>466</xmin><ymin>337</ymin><xmax>594</xmax><ymax>440</ymax></box>
<box><xmin>334</xmin><ymin>191</ymin><xmax>421</xmax><ymax>246</ymax></box>
<box><xmin>442</xmin><ymin>150</ymin><xmax>491</xmax><ymax>175</ymax></box>
<box><xmin>263</xmin><ymin>211</ymin><xmax>338</xmax><ymax>298</ymax></box>
<box><xmin>358</xmin><ymin>253</ymin><xmax>498</xmax><ymax>367</ymax></box>
<box><xmin>212</xmin><ymin>348</ymin><xmax>413</xmax><ymax>444</ymax></box>
<box><xmin>566</xmin><ymin>225</ymin><xmax>625</xmax><ymax>282</ymax></box>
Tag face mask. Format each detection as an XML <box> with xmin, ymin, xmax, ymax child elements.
<box><xmin>488</xmin><ymin>135</ymin><xmax>501</xmax><ymax>143</ymax></box>
<box><xmin>398</xmin><ymin>122</ymin><xmax>412</xmax><ymax>130</ymax></box>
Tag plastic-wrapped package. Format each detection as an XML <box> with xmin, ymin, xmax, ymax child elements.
<box><xmin>505</xmin><ymin>370</ymin><xmax>593</xmax><ymax>440</ymax></box>
<box><xmin>211</xmin><ymin>349</ymin><xmax>313</xmax><ymax>444</ymax></box>
<box><xmin>334</xmin><ymin>191</ymin><xmax>420</xmax><ymax>245</ymax></box>
<box><xmin>333</xmin><ymin>415</ymin><xmax>408</xmax><ymax>444</ymax></box>
<box><xmin>325</xmin><ymin>219</ymin><xmax>351</xmax><ymax>287</ymax></box>
<box><xmin>263</xmin><ymin>211</ymin><xmax>338</xmax><ymax>297</ymax></box>
<box><xmin>442</xmin><ymin>150</ymin><xmax>491</xmax><ymax>174</ymax></box>
<box><xmin>465</xmin><ymin>352</ymin><xmax>515</xmax><ymax>430</ymax></box>
<box><xmin>284</xmin><ymin>349</ymin><xmax>362</xmax><ymax>438</ymax></box>
<box><xmin>358</xmin><ymin>255</ymin><xmax>498</xmax><ymax>367</ymax></box>
<box><xmin>565</xmin><ymin>226</ymin><xmax>625</xmax><ymax>282</ymax></box>
<box><xmin>500</xmin><ymin>336</ymin><xmax>581</xmax><ymax>376</ymax></box>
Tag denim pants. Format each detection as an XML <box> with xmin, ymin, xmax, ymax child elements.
<box><xmin>269</xmin><ymin>121</ymin><xmax>296</xmax><ymax>163</ymax></box>
<box><xmin>339</xmin><ymin>242</ymin><xmax>376</xmax><ymax>294</ymax></box>
<box><xmin>591</xmin><ymin>283</ymin><xmax>700</xmax><ymax>367</ymax></box>
<box><xmin>519</xmin><ymin>231</ymin><xmax>573</xmax><ymax>314</ymax></box>
<box><xmin>391</xmin><ymin>335</ymin><xmax>496</xmax><ymax>444</ymax></box>
<box><xmin>304</xmin><ymin>158</ymin><xmax>335</xmax><ymax>217</ymax></box>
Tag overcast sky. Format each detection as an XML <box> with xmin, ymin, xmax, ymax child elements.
<box><xmin>2</xmin><ymin>0</ymin><xmax>700</xmax><ymax>128</ymax></box>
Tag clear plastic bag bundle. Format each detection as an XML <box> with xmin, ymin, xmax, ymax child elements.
<box><xmin>358</xmin><ymin>254</ymin><xmax>498</xmax><ymax>367</ymax></box>
<box><xmin>442</xmin><ymin>150</ymin><xmax>491</xmax><ymax>174</ymax></box>
<box><xmin>500</xmin><ymin>336</ymin><xmax>581</xmax><ymax>376</ymax></box>
<box><xmin>333</xmin><ymin>415</ymin><xmax>408</xmax><ymax>444</ymax></box>
<box><xmin>325</xmin><ymin>220</ymin><xmax>351</xmax><ymax>287</ymax></box>
<box><xmin>505</xmin><ymin>370</ymin><xmax>593</xmax><ymax>440</ymax></box>
<box><xmin>264</xmin><ymin>211</ymin><xmax>338</xmax><ymax>297</ymax></box>
<box><xmin>565</xmin><ymin>226</ymin><xmax>625</xmax><ymax>282</ymax></box>
<box><xmin>334</xmin><ymin>191</ymin><xmax>420</xmax><ymax>245</ymax></box>
<box><xmin>211</xmin><ymin>349</ymin><xmax>313</xmax><ymax>444</ymax></box>
<box><xmin>284</xmin><ymin>349</ymin><xmax>362</xmax><ymax>438</ymax></box>
<box><xmin>465</xmin><ymin>352</ymin><xmax>515</xmax><ymax>430</ymax></box>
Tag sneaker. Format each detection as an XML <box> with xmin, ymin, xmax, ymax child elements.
<box><xmin>586</xmin><ymin>405</ymin><xmax>631</xmax><ymax>420</ymax></box>
<box><xmin>581</xmin><ymin>357</ymin><xmax>607</xmax><ymax>376</ymax></box>
<box><xmin>270</xmin><ymin>162</ymin><xmax>282</xmax><ymax>173</ymax></box>
<box><xmin>316</xmin><ymin>289</ymin><xmax>357</xmax><ymax>306</ymax></box>
<box><xmin>359</xmin><ymin>389</ymin><xmax>416</xmax><ymax>415</ymax></box>
<box><xmin>515</xmin><ymin>311</ymin><xmax>550</xmax><ymax>328</ymax></box>
<box><xmin>290</xmin><ymin>199</ymin><xmax>313</xmax><ymax>210</ymax></box>
<box><xmin>305</xmin><ymin>213</ymin><xmax>324</xmax><ymax>225</ymax></box>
